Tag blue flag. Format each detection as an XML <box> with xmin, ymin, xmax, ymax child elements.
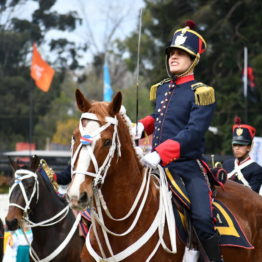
<box><xmin>103</xmin><ymin>62</ymin><xmax>113</xmax><ymax>101</ymax></box>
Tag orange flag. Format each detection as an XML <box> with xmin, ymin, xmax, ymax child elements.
<box><xmin>30</xmin><ymin>43</ymin><xmax>55</xmax><ymax>92</ymax></box>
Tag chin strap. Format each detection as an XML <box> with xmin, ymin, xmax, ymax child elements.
<box><xmin>173</xmin><ymin>54</ymin><xmax>200</xmax><ymax>79</ymax></box>
<box><xmin>165</xmin><ymin>51</ymin><xmax>200</xmax><ymax>80</ymax></box>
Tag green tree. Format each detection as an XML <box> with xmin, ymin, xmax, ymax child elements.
<box><xmin>0</xmin><ymin>0</ymin><xmax>84</xmax><ymax>150</ymax></box>
<box><xmin>52</xmin><ymin>118</ymin><xmax>79</xmax><ymax>145</ymax></box>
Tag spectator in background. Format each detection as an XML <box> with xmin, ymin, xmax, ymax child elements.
<box><xmin>223</xmin><ymin>119</ymin><xmax>262</xmax><ymax>193</ymax></box>
<box><xmin>3</xmin><ymin>225</ymin><xmax>32</xmax><ymax>262</ymax></box>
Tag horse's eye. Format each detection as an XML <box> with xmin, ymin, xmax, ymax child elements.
<box><xmin>103</xmin><ymin>139</ymin><xmax>112</xmax><ymax>147</ymax></box>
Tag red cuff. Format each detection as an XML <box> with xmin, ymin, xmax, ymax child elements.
<box><xmin>53</xmin><ymin>173</ymin><xmax>57</xmax><ymax>182</ymax></box>
<box><xmin>155</xmin><ymin>139</ymin><xmax>181</xmax><ymax>166</ymax></box>
<box><xmin>139</xmin><ymin>115</ymin><xmax>155</xmax><ymax>135</ymax></box>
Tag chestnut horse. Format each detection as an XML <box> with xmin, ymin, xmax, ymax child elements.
<box><xmin>67</xmin><ymin>89</ymin><xmax>262</xmax><ymax>261</ymax></box>
<box><xmin>5</xmin><ymin>157</ymin><xmax>84</xmax><ymax>262</ymax></box>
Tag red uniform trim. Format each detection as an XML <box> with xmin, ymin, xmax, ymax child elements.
<box><xmin>238</xmin><ymin>156</ymin><xmax>251</xmax><ymax>165</ymax></box>
<box><xmin>232</xmin><ymin>124</ymin><xmax>256</xmax><ymax>138</ymax></box>
<box><xmin>139</xmin><ymin>115</ymin><xmax>155</xmax><ymax>135</ymax></box>
<box><xmin>155</xmin><ymin>139</ymin><xmax>181</xmax><ymax>166</ymax></box>
<box><xmin>175</xmin><ymin>74</ymin><xmax>194</xmax><ymax>85</ymax></box>
<box><xmin>53</xmin><ymin>173</ymin><xmax>57</xmax><ymax>182</ymax></box>
<box><xmin>198</xmin><ymin>38</ymin><xmax>205</xmax><ymax>54</ymax></box>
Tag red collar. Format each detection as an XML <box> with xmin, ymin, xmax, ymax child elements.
<box><xmin>237</xmin><ymin>156</ymin><xmax>251</xmax><ymax>165</ymax></box>
<box><xmin>174</xmin><ymin>74</ymin><xmax>195</xmax><ymax>85</ymax></box>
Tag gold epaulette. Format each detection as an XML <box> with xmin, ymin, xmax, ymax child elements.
<box><xmin>149</xmin><ymin>78</ymin><xmax>171</xmax><ymax>101</ymax></box>
<box><xmin>191</xmin><ymin>82</ymin><xmax>215</xmax><ymax>106</ymax></box>
<box><xmin>40</xmin><ymin>159</ymin><xmax>59</xmax><ymax>192</ymax></box>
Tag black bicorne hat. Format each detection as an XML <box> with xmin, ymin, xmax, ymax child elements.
<box><xmin>165</xmin><ymin>20</ymin><xmax>207</xmax><ymax>78</ymax></box>
<box><xmin>165</xmin><ymin>21</ymin><xmax>206</xmax><ymax>57</ymax></box>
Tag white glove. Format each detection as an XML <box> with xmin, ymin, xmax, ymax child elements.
<box><xmin>132</xmin><ymin>122</ymin><xmax>144</xmax><ymax>140</ymax></box>
<box><xmin>141</xmin><ymin>151</ymin><xmax>161</xmax><ymax>169</ymax></box>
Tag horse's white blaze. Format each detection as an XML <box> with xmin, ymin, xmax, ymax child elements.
<box><xmin>68</xmin><ymin>147</ymin><xmax>89</xmax><ymax>199</ymax></box>
<box><xmin>68</xmin><ymin>120</ymin><xmax>101</xmax><ymax>200</ymax></box>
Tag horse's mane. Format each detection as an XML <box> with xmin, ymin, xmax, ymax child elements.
<box><xmin>37</xmin><ymin>168</ymin><xmax>68</xmax><ymax>205</ymax></box>
<box><xmin>118</xmin><ymin>106</ymin><xmax>143</xmax><ymax>159</ymax></box>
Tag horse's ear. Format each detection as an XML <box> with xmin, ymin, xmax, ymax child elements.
<box><xmin>108</xmin><ymin>92</ymin><xmax>122</xmax><ymax>116</ymax></box>
<box><xmin>8</xmin><ymin>156</ymin><xmax>18</xmax><ymax>173</ymax></box>
<box><xmin>75</xmin><ymin>89</ymin><xmax>91</xmax><ymax>112</ymax></box>
<box><xmin>31</xmin><ymin>155</ymin><xmax>40</xmax><ymax>171</ymax></box>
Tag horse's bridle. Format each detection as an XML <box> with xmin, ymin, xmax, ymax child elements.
<box><xmin>9</xmin><ymin>169</ymin><xmax>39</xmax><ymax>217</ymax></box>
<box><xmin>8</xmin><ymin>169</ymin><xmax>81</xmax><ymax>262</ymax></box>
<box><xmin>71</xmin><ymin>112</ymin><xmax>121</xmax><ymax>186</ymax></box>
<box><xmin>9</xmin><ymin>169</ymin><xmax>69</xmax><ymax>227</ymax></box>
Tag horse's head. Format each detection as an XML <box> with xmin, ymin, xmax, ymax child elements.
<box><xmin>67</xmin><ymin>89</ymin><xmax>129</xmax><ymax>210</ymax></box>
<box><xmin>5</xmin><ymin>156</ymin><xmax>40</xmax><ymax>230</ymax></box>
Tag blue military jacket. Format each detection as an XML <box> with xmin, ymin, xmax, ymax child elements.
<box><xmin>140</xmin><ymin>75</ymin><xmax>216</xmax><ymax>166</ymax></box>
<box><xmin>56</xmin><ymin>165</ymin><xmax>72</xmax><ymax>185</ymax></box>
<box><xmin>223</xmin><ymin>158</ymin><xmax>262</xmax><ymax>193</ymax></box>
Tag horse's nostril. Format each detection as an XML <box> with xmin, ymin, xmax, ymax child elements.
<box><xmin>79</xmin><ymin>192</ymin><xmax>88</xmax><ymax>203</ymax></box>
<box><xmin>5</xmin><ymin>218</ymin><xmax>18</xmax><ymax>231</ymax></box>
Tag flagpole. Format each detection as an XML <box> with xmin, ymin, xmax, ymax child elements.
<box><xmin>135</xmin><ymin>9</ymin><xmax>143</xmax><ymax>139</ymax></box>
<box><xmin>244</xmin><ymin>47</ymin><xmax>248</xmax><ymax>123</ymax></box>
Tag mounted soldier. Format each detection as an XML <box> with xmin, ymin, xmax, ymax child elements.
<box><xmin>133</xmin><ymin>21</ymin><xmax>224</xmax><ymax>262</ymax></box>
<box><xmin>223</xmin><ymin>118</ymin><xmax>262</xmax><ymax>193</ymax></box>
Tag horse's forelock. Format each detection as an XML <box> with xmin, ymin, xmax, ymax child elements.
<box><xmin>88</xmin><ymin>102</ymin><xmax>110</xmax><ymax>123</ymax></box>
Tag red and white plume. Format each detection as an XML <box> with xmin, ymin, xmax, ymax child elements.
<box><xmin>184</xmin><ymin>20</ymin><xmax>196</xmax><ymax>29</ymax></box>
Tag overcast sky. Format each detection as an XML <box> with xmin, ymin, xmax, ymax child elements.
<box><xmin>47</xmin><ymin>0</ymin><xmax>145</xmax><ymax>63</ymax></box>
<box><xmin>7</xmin><ymin>0</ymin><xmax>144</xmax><ymax>64</ymax></box>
